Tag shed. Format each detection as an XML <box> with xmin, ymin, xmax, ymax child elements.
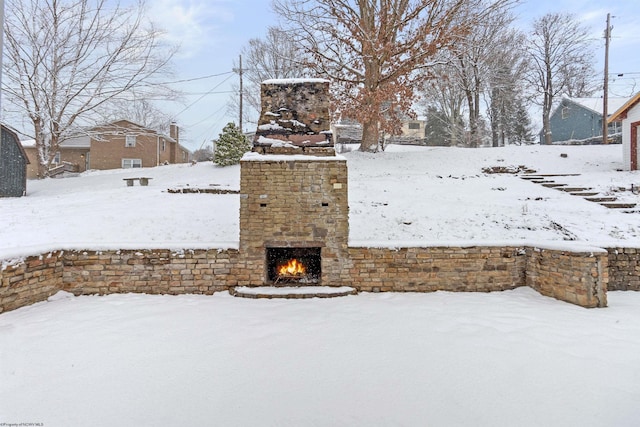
<box><xmin>608</xmin><ymin>92</ymin><xmax>640</xmax><ymax>170</ymax></box>
<box><xmin>0</xmin><ymin>125</ymin><xmax>30</xmax><ymax>197</ymax></box>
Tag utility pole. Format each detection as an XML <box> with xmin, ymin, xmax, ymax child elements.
<box><xmin>602</xmin><ymin>13</ymin><xmax>611</xmax><ymax>144</ymax></box>
<box><xmin>238</xmin><ymin>54</ymin><xmax>243</xmax><ymax>133</ymax></box>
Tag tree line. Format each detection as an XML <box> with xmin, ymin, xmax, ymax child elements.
<box><xmin>231</xmin><ymin>0</ymin><xmax>597</xmax><ymax>151</ymax></box>
<box><xmin>2</xmin><ymin>0</ymin><xmax>598</xmax><ymax>178</ymax></box>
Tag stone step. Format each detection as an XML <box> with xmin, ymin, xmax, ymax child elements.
<box><xmin>229</xmin><ymin>285</ymin><xmax>357</xmax><ymax>299</ymax></box>
<box><xmin>570</xmin><ymin>192</ymin><xmax>599</xmax><ymax>196</ymax></box>
<box><xmin>585</xmin><ymin>197</ymin><xmax>618</xmax><ymax>202</ymax></box>
<box><xmin>600</xmin><ymin>203</ymin><xmax>637</xmax><ymax>209</ymax></box>
<box><xmin>541</xmin><ymin>183</ymin><xmax>566</xmax><ymax>188</ymax></box>
<box><xmin>557</xmin><ymin>187</ymin><xmax>593</xmax><ymax>192</ymax></box>
<box><xmin>521</xmin><ymin>173</ymin><xmax>581</xmax><ymax>179</ymax></box>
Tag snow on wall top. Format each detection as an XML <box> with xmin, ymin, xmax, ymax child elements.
<box><xmin>262</xmin><ymin>78</ymin><xmax>331</xmax><ymax>85</ymax></box>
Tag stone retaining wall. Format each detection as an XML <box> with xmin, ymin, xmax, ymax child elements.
<box><xmin>526</xmin><ymin>247</ymin><xmax>608</xmax><ymax>308</ymax></box>
<box><xmin>607</xmin><ymin>248</ymin><xmax>640</xmax><ymax>291</ymax></box>
<box><xmin>1</xmin><ymin>245</ymin><xmax>618</xmax><ymax>313</ymax></box>
<box><xmin>0</xmin><ymin>252</ymin><xmax>64</xmax><ymax>312</ymax></box>
<box><xmin>343</xmin><ymin>246</ymin><xmax>526</xmax><ymax>293</ymax></box>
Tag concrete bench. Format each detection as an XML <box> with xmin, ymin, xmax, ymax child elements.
<box><xmin>123</xmin><ymin>177</ymin><xmax>152</xmax><ymax>186</ymax></box>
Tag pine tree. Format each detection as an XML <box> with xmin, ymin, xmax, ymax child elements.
<box><xmin>214</xmin><ymin>122</ymin><xmax>251</xmax><ymax>166</ymax></box>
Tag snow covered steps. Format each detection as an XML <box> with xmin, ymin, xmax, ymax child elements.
<box><xmin>229</xmin><ymin>285</ymin><xmax>357</xmax><ymax>299</ymax></box>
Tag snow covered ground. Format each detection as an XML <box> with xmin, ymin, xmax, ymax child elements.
<box><xmin>1</xmin><ymin>144</ymin><xmax>639</xmax><ymax>260</ymax></box>
<box><xmin>2</xmin><ymin>144</ymin><xmax>640</xmax><ymax>426</ymax></box>
<box><xmin>2</xmin><ymin>289</ymin><xmax>640</xmax><ymax>426</ymax></box>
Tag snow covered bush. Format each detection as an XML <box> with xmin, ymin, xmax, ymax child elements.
<box><xmin>214</xmin><ymin>122</ymin><xmax>251</xmax><ymax>166</ymax></box>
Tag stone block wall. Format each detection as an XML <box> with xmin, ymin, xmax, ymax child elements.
<box><xmin>0</xmin><ymin>244</ymin><xmax>624</xmax><ymax>313</ymax></box>
<box><xmin>526</xmin><ymin>247</ymin><xmax>608</xmax><ymax>308</ymax></box>
<box><xmin>239</xmin><ymin>156</ymin><xmax>349</xmax><ymax>285</ymax></box>
<box><xmin>343</xmin><ymin>246</ymin><xmax>526</xmax><ymax>292</ymax></box>
<box><xmin>0</xmin><ymin>252</ymin><xmax>63</xmax><ymax>313</ymax></box>
<box><xmin>607</xmin><ymin>248</ymin><xmax>640</xmax><ymax>290</ymax></box>
<box><xmin>62</xmin><ymin>249</ymin><xmax>244</xmax><ymax>295</ymax></box>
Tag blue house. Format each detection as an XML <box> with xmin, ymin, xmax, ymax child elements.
<box><xmin>540</xmin><ymin>96</ymin><xmax>630</xmax><ymax>144</ymax></box>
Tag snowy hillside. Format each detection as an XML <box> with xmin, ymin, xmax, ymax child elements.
<box><xmin>2</xmin><ymin>144</ymin><xmax>640</xmax><ymax>427</ymax></box>
<box><xmin>1</xmin><ymin>144</ymin><xmax>638</xmax><ymax>260</ymax></box>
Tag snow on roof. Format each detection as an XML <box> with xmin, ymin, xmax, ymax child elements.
<box><xmin>20</xmin><ymin>136</ymin><xmax>91</xmax><ymax>149</ymax></box>
<box><xmin>61</xmin><ymin>136</ymin><xmax>91</xmax><ymax>148</ymax></box>
<box><xmin>608</xmin><ymin>92</ymin><xmax>640</xmax><ymax>123</ymax></box>
<box><xmin>262</xmin><ymin>78</ymin><xmax>331</xmax><ymax>85</ymax></box>
<box><xmin>567</xmin><ymin>96</ymin><xmax>631</xmax><ymax>117</ymax></box>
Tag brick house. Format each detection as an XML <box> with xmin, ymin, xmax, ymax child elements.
<box><xmin>23</xmin><ymin>120</ymin><xmax>190</xmax><ymax>178</ymax></box>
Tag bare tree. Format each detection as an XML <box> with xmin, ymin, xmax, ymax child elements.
<box><xmin>274</xmin><ymin>0</ymin><xmax>515</xmax><ymax>152</ymax></box>
<box><xmin>228</xmin><ymin>26</ymin><xmax>311</xmax><ymax>131</ymax></box>
<box><xmin>99</xmin><ymin>99</ymin><xmax>176</xmax><ymax>135</ymax></box>
<box><xmin>418</xmin><ymin>70</ymin><xmax>467</xmax><ymax>146</ymax></box>
<box><xmin>3</xmin><ymin>0</ymin><xmax>177</xmax><ymax>178</ymax></box>
<box><xmin>526</xmin><ymin>12</ymin><xmax>595</xmax><ymax>145</ymax></box>
<box><xmin>443</xmin><ymin>2</ymin><xmax>520</xmax><ymax>147</ymax></box>
<box><xmin>486</xmin><ymin>28</ymin><xmax>531</xmax><ymax>146</ymax></box>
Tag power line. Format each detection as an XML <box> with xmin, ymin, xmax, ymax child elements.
<box><xmin>173</xmin><ymin>73</ymin><xmax>235</xmax><ymax>117</ymax></box>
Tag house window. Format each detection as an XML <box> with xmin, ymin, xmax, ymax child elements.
<box><xmin>182</xmin><ymin>151</ymin><xmax>186</xmax><ymax>161</ymax></box>
<box><xmin>53</xmin><ymin>151</ymin><xmax>61</xmax><ymax>164</ymax></box>
<box><xmin>561</xmin><ymin>106</ymin><xmax>570</xmax><ymax>119</ymax></box>
<box><xmin>125</xmin><ymin>135</ymin><xmax>136</xmax><ymax>147</ymax></box>
<box><xmin>161</xmin><ymin>139</ymin><xmax>166</xmax><ymax>152</ymax></box>
<box><xmin>408</xmin><ymin>122</ymin><xmax>421</xmax><ymax>130</ymax></box>
<box><xmin>122</xmin><ymin>158</ymin><xmax>142</xmax><ymax>168</ymax></box>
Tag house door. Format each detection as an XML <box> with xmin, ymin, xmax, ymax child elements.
<box><xmin>85</xmin><ymin>151</ymin><xmax>91</xmax><ymax>171</ymax></box>
<box><xmin>631</xmin><ymin>121</ymin><xmax>640</xmax><ymax>170</ymax></box>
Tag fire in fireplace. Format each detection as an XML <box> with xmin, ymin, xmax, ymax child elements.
<box><xmin>266</xmin><ymin>247</ymin><xmax>321</xmax><ymax>284</ymax></box>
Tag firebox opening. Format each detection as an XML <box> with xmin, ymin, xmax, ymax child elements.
<box><xmin>266</xmin><ymin>247</ymin><xmax>321</xmax><ymax>285</ymax></box>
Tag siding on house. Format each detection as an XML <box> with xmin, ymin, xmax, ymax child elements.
<box><xmin>541</xmin><ymin>97</ymin><xmax>629</xmax><ymax>144</ymax></box>
<box><xmin>608</xmin><ymin>92</ymin><xmax>640</xmax><ymax>171</ymax></box>
<box><xmin>0</xmin><ymin>126</ymin><xmax>29</xmax><ymax>197</ymax></box>
<box><xmin>620</xmin><ymin>105</ymin><xmax>640</xmax><ymax>170</ymax></box>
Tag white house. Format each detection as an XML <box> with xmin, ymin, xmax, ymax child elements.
<box><xmin>608</xmin><ymin>92</ymin><xmax>640</xmax><ymax>170</ymax></box>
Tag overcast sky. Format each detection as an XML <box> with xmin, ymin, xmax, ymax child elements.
<box><xmin>145</xmin><ymin>0</ymin><xmax>640</xmax><ymax>151</ymax></box>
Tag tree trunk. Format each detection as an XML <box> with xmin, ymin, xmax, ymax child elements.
<box><xmin>360</xmin><ymin>120</ymin><xmax>379</xmax><ymax>152</ymax></box>
<box><xmin>543</xmin><ymin>91</ymin><xmax>553</xmax><ymax>145</ymax></box>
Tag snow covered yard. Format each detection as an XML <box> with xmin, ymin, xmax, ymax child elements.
<box><xmin>1</xmin><ymin>144</ymin><xmax>639</xmax><ymax>260</ymax></box>
<box><xmin>2</xmin><ymin>144</ymin><xmax>640</xmax><ymax>426</ymax></box>
<box><xmin>1</xmin><ymin>289</ymin><xmax>640</xmax><ymax>426</ymax></box>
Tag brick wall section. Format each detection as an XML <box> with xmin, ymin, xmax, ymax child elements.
<box><xmin>0</xmin><ymin>245</ymin><xmax>623</xmax><ymax>313</ymax></box>
<box><xmin>343</xmin><ymin>246</ymin><xmax>526</xmax><ymax>292</ymax></box>
<box><xmin>239</xmin><ymin>157</ymin><xmax>349</xmax><ymax>285</ymax></box>
<box><xmin>526</xmin><ymin>248</ymin><xmax>608</xmax><ymax>308</ymax></box>
<box><xmin>61</xmin><ymin>249</ymin><xmax>244</xmax><ymax>296</ymax></box>
<box><xmin>0</xmin><ymin>252</ymin><xmax>63</xmax><ymax>313</ymax></box>
<box><xmin>607</xmin><ymin>248</ymin><xmax>640</xmax><ymax>290</ymax></box>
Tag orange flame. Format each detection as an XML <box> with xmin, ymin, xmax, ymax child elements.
<box><xmin>277</xmin><ymin>259</ymin><xmax>306</xmax><ymax>276</ymax></box>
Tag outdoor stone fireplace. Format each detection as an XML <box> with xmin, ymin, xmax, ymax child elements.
<box><xmin>239</xmin><ymin>78</ymin><xmax>348</xmax><ymax>287</ymax></box>
<box><xmin>266</xmin><ymin>247</ymin><xmax>322</xmax><ymax>284</ymax></box>
<box><xmin>0</xmin><ymin>80</ymin><xmax>615</xmax><ymax>312</ymax></box>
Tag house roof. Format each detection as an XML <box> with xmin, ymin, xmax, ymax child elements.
<box><xmin>21</xmin><ymin>136</ymin><xmax>91</xmax><ymax>149</ymax></box>
<box><xmin>608</xmin><ymin>92</ymin><xmax>640</xmax><ymax>123</ymax></box>
<box><xmin>564</xmin><ymin>96</ymin><xmax>631</xmax><ymax>117</ymax></box>
<box><xmin>90</xmin><ymin>119</ymin><xmax>177</xmax><ymax>143</ymax></box>
<box><xmin>2</xmin><ymin>125</ymin><xmax>30</xmax><ymax>164</ymax></box>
